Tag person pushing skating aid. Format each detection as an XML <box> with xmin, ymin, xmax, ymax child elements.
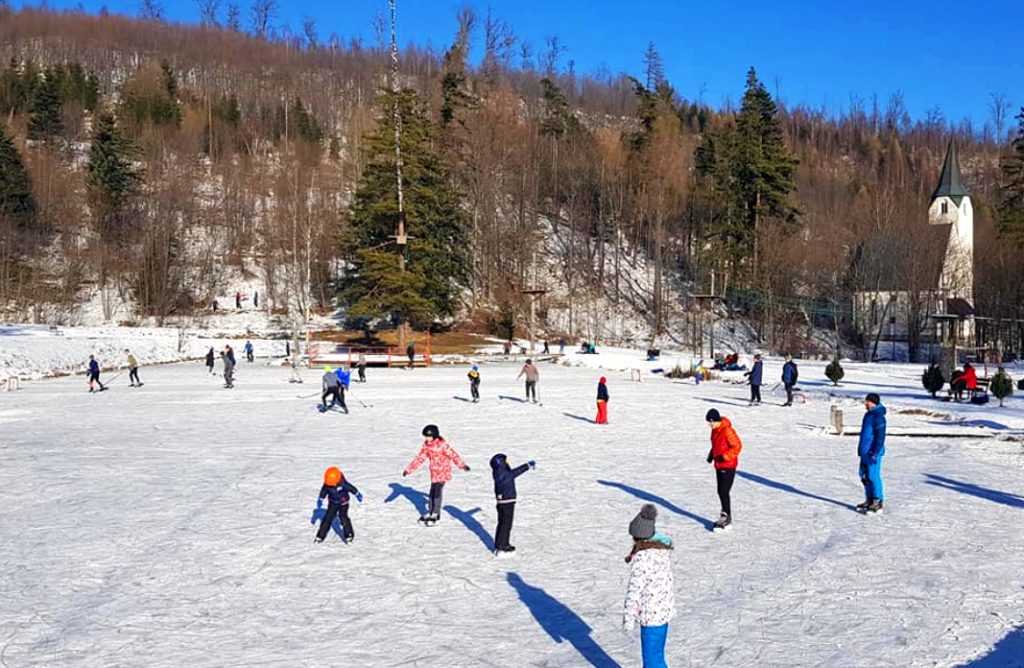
<box><xmin>403</xmin><ymin>425</ymin><xmax>469</xmax><ymax>526</ymax></box>
<box><xmin>490</xmin><ymin>453</ymin><xmax>535</xmax><ymax>554</ymax></box>
<box><xmin>314</xmin><ymin>466</ymin><xmax>362</xmax><ymax>544</ymax></box>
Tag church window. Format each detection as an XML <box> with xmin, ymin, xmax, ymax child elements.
<box><xmin>941</xmin><ymin>201</ymin><xmax>949</xmax><ymax>214</ymax></box>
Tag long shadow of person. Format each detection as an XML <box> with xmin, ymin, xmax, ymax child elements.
<box><xmin>736</xmin><ymin>471</ymin><xmax>857</xmax><ymax>511</ymax></box>
<box><xmin>564</xmin><ymin>412</ymin><xmax>596</xmax><ymax>424</ymax></box>
<box><xmin>597</xmin><ymin>479</ymin><xmax>715</xmax><ymax>531</ymax></box>
<box><xmin>923</xmin><ymin>474</ymin><xmax>1024</xmax><ymax>509</ymax></box>
<box><xmin>506</xmin><ymin>572</ymin><xmax>620</xmax><ymax>667</ymax></box>
<box><xmin>443</xmin><ymin>505</ymin><xmax>494</xmax><ymax>551</ymax></box>
<box><xmin>384</xmin><ymin>483</ymin><xmax>430</xmax><ymax>516</ymax></box>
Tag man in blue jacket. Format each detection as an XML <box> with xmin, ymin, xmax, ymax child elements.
<box><xmin>490</xmin><ymin>453</ymin><xmax>535</xmax><ymax>554</ymax></box>
<box><xmin>858</xmin><ymin>393</ymin><xmax>887</xmax><ymax>514</ymax></box>
<box><xmin>781</xmin><ymin>356</ymin><xmax>799</xmax><ymax>406</ymax></box>
<box><xmin>744</xmin><ymin>354</ymin><xmax>763</xmax><ymax>405</ymax></box>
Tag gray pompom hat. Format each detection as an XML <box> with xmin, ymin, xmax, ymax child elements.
<box><xmin>628</xmin><ymin>503</ymin><xmax>657</xmax><ymax>540</ymax></box>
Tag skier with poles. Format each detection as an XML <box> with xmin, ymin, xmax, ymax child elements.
<box><xmin>86</xmin><ymin>355</ymin><xmax>106</xmax><ymax>393</ymax></box>
<box><xmin>490</xmin><ymin>453</ymin><xmax>535</xmax><ymax>554</ymax></box>
<box><xmin>517</xmin><ymin>359</ymin><xmax>540</xmax><ymax>404</ymax></box>
<box><xmin>124</xmin><ymin>349</ymin><xmax>142</xmax><ymax>387</ymax></box>
<box><xmin>313</xmin><ymin>466</ymin><xmax>362</xmax><ymax>544</ymax></box>
<box><xmin>402</xmin><ymin>425</ymin><xmax>469</xmax><ymax>526</ymax></box>
<box><xmin>468</xmin><ymin>364</ymin><xmax>481</xmax><ymax>403</ymax></box>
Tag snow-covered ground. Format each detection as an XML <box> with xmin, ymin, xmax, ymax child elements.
<box><xmin>1</xmin><ymin>355</ymin><xmax>1022</xmax><ymax>667</ymax></box>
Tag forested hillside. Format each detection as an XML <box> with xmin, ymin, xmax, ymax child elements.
<box><xmin>1</xmin><ymin>5</ymin><xmax>1022</xmax><ymax>354</ymax></box>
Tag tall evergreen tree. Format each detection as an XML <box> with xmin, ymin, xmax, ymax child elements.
<box><xmin>0</xmin><ymin>124</ymin><xmax>36</xmax><ymax>225</ymax></box>
<box><xmin>998</xmin><ymin>107</ymin><xmax>1024</xmax><ymax>246</ymax></box>
<box><xmin>342</xmin><ymin>89</ymin><xmax>467</xmax><ymax>328</ymax></box>
<box><xmin>87</xmin><ymin>112</ymin><xmax>143</xmax><ymax>242</ymax></box>
<box><xmin>27</xmin><ymin>72</ymin><xmax>64</xmax><ymax>142</ymax></box>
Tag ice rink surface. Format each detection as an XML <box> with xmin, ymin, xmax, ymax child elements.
<box><xmin>1</xmin><ymin>357</ymin><xmax>1022</xmax><ymax>667</ymax></box>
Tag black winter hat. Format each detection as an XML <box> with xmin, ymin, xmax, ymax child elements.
<box><xmin>422</xmin><ymin>424</ymin><xmax>440</xmax><ymax>439</ymax></box>
<box><xmin>865</xmin><ymin>393</ymin><xmax>881</xmax><ymax>406</ymax></box>
<box><xmin>490</xmin><ymin>453</ymin><xmax>508</xmax><ymax>470</ymax></box>
<box><xmin>705</xmin><ymin>408</ymin><xmax>722</xmax><ymax>423</ymax></box>
<box><xmin>629</xmin><ymin>504</ymin><xmax>657</xmax><ymax>540</ymax></box>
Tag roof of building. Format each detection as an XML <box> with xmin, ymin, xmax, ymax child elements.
<box><xmin>932</xmin><ymin>140</ymin><xmax>970</xmax><ymax>206</ymax></box>
<box><xmin>945</xmin><ymin>297</ymin><xmax>976</xmax><ymax>318</ymax></box>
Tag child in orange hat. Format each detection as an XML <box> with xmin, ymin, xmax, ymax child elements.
<box><xmin>315</xmin><ymin>466</ymin><xmax>362</xmax><ymax>544</ymax></box>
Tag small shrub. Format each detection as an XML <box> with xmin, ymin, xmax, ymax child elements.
<box><xmin>922</xmin><ymin>364</ymin><xmax>945</xmax><ymax>398</ymax></box>
<box><xmin>825</xmin><ymin>358</ymin><xmax>845</xmax><ymax>386</ymax></box>
<box><xmin>990</xmin><ymin>368</ymin><xmax>1014</xmax><ymax>407</ymax></box>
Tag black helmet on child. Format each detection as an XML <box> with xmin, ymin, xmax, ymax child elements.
<box><xmin>422</xmin><ymin>424</ymin><xmax>440</xmax><ymax>439</ymax></box>
<box><xmin>490</xmin><ymin>453</ymin><xmax>508</xmax><ymax>470</ymax></box>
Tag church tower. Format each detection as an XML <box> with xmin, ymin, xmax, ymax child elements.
<box><xmin>927</xmin><ymin>141</ymin><xmax>974</xmax><ymax>340</ymax></box>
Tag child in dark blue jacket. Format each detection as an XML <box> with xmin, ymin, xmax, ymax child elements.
<box><xmin>315</xmin><ymin>466</ymin><xmax>362</xmax><ymax>544</ymax></box>
<box><xmin>490</xmin><ymin>453</ymin><xmax>535</xmax><ymax>554</ymax></box>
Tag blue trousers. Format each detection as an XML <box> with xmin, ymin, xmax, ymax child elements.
<box><xmin>859</xmin><ymin>457</ymin><xmax>884</xmax><ymax>501</ymax></box>
<box><xmin>641</xmin><ymin>624</ymin><xmax>669</xmax><ymax>668</ymax></box>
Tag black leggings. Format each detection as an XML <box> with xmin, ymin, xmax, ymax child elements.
<box><xmin>316</xmin><ymin>503</ymin><xmax>353</xmax><ymax>540</ymax></box>
<box><xmin>716</xmin><ymin>468</ymin><xmax>736</xmax><ymax>517</ymax></box>
<box><xmin>525</xmin><ymin>381</ymin><xmax>537</xmax><ymax>401</ymax></box>
<box><xmin>495</xmin><ymin>502</ymin><xmax>516</xmax><ymax>549</ymax></box>
<box><xmin>784</xmin><ymin>383</ymin><xmax>794</xmax><ymax>404</ymax></box>
<box><xmin>750</xmin><ymin>385</ymin><xmax>762</xmax><ymax>403</ymax></box>
<box><xmin>129</xmin><ymin>368</ymin><xmax>140</xmax><ymax>384</ymax></box>
<box><xmin>429</xmin><ymin>482</ymin><xmax>445</xmax><ymax>516</ymax></box>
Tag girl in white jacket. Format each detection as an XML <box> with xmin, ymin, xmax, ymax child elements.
<box><xmin>623</xmin><ymin>504</ymin><xmax>675</xmax><ymax>668</ymax></box>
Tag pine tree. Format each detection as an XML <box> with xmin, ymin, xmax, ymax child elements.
<box><xmin>0</xmin><ymin>124</ymin><xmax>36</xmax><ymax>225</ymax></box>
<box><xmin>998</xmin><ymin>107</ymin><xmax>1024</xmax><ymax>246</ymax></box>
<box><xmin>342</xmin><ymin>89</ymin><xmax>467</xmax><ymax>328</ymax></box>
<box><xmin>990</xmin><ymin>368</ymin><xmax>1014</xmax><ymax>407</ymax></box>
<box><xmin>922</xmin><ymin>364</ymin><xmax>945</xmax><ymax>398</ymax></box>
<box><xmin>825</xmin><ymin>358</ymin><xmax>845</xmax><ymax>386</ymax></box>
<box><xmin>87</xmin><ymin>112</ymin><xmax>143</xmax><ymax>242</ymax></box>
<box><xmin>27</xmin><ymin>72</ymin><xmax>64</xmax><ymax>142</ymax></box>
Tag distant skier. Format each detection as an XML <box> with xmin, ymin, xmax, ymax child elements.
<box><xmin>468</xmin><ymin>364</ymin><xmax>481</xmax><ymax>403</ymax></box>
<box><xmin>857</xmin><ymin>393</ymin><xmax>887</xmax><ymax>514</ymax></box>
<box><xmin>490</xmin><ymin>453</ymin><xmax>535</xmax><ymax>554</ymax></box>
<box><xmin>314</xmin><ymin>466</ymin><xmax>362</xmax><ymax>544</ymax></box>
<box><xmin>623</xmin><ymin>504</ymin><xmax>675</xmax><ymax>668</ymax></box>
<box><xmin>244</xmin><ymin>340</ymin><xmax>254</xmax><ymax>363</ymax></box>
<box><xmin>86</xmin><ymin>355</ymin><xmax>105</xmax><ymax>392</ymax></box>
<box><xmin>402</xmin><ymin>424</ymin><xmax>469</xmax><ymax>526</ymax></box>
<box><xmin>356</xmin><ymin>352</ymin><xmax>367</xmax><ymax>383</ymax></box>
<box><xmin>595</xmin><ymin>376</ymin><xmax>609</xmax><ymax>424</ymax></box>
<box><xmin>205</xmin><ymin>347</ymin><xmax>216</xmax><ymax>375</ymax></box>
<box><xmin>221</xmin><ymin>350</ymin><xmax>235</xmax><ymax>389</ymax></box>
<box><xmin>705</xmin><ymin>408</ymin><xmax>743</xmax><ymax>530</ymax></box>
<box><xmin>124</xmin><ymin>348</ymin><xmax>142</xmax><ymax>387</ymax></box>
<box><xmin>517</xmin><ymin>359</ymin><xmax>539</xmax><ymax>403</ymax></box>
<box><xmin>744</xmin><ymin>354</ymin><xmax>763</xmax><ymax>405</ymax></box>
<box><xmin>782</xmin><ymin>355</ymin><xmax>799</xmax><ymax>406</ymax></box>
<box><xmin>406</xmin><ymin>341</ymin><xmax>416</xmax><ymax>369</ymax></box>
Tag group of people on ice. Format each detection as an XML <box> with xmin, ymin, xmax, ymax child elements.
<box><xmin>84</xmin><ymin>349</ymin><xmax>143</xmax><ymax>392</ymax></box>
<box><xmin>739</xmin><ymin>353</ymin><xmax>801</xmax><ymax>407</ymax></box>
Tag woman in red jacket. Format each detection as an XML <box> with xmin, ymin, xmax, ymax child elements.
<box><xmin>706</xmin><ymin>408</ymin><xmax>743</xmax><ymax>530</ymax></box>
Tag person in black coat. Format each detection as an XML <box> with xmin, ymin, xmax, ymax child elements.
<box><xmin>205</xmin><ymin>347</ymin><xmax>215</xmax><ymax>375</ymax></box>
<box><xmin>490</xmin><ymin>453</ymin><xmax>535</xmax><ymax>553</ymax></box>
<box><xmin>781</xmin><ymin>356</ymin><xmax>799</xmax><ymax>406</ymax></box>
<box><xmin>744</xmin><ymin>354</ymin><xmax>763</xmax><ymax>405</ymax></box>
<box><xmin>315</xmin><ymin>467</ymin><xmax>362</xmax><ymax>543</ymax></box>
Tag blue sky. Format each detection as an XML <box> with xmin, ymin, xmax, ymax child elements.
<box><xmin>13</xmin><ymin>0</ymin><xmax>1024</xmax><ymax>127</ymax></box>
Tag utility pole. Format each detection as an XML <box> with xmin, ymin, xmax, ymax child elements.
<box><xmin>387</xmin><ymin>0</ymin><xmax>409</xmax><ymax>271</ymax></box>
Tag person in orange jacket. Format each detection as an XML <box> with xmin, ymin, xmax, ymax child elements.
<box><xmin>705</xmin><ymin>408</ymin><xmax>743</xmax><ymax>530</ymax></box>
<box><xmin>595</xmin><ymin>376</ymin><xmax>609</xmax><ymax>424</ymax></box>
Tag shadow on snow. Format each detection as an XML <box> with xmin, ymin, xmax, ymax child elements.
<box><xmin>923</xmin><ymin>474</ymin><xmax>1024</xmax><ymax>509</ymax></box>
<box><xmin>443</xmin><ymin>504</ymin><xmax>494</xmax><ymax>551</ymax></box>
<box><xmin>309</xmin><ymin>504</ymin><xmax>345</xmax><ymax>539</ymax></box>
<box><xmin>736</xmin><ymin>471</ymin><xmax>858</xmax><ymax>511</ymax></box>
<box><xmin>384</xmin><ymin>483</ymin><xmax>429</xmax><ymax>516</ymax></box>
<box><xmin>564</xmin><ymin>412</ymin><xmax>596</xmax><ymax>424</ymax></box>
<box><xmin>506</xmin><ymin>572</ymin><xmax>620</xmax><ymax>667</ymax></box>
<box><xmin>597</xmin><ymin>479</ymin><xmax>715</xmax><ymax>531</ymax></box>
<box><xmin>958</xmin><ymin>625</ymin><xmax>1024</xmax><ymax>666</ymax></box>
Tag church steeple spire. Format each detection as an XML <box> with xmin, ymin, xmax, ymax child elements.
<box><xmin>932</xmin><ymin>140</ymin><xmax>969</xmax><ymax>205</ymax></box>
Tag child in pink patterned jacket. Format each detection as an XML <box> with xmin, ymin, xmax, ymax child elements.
<box><xmin>403</xmin><ymin>424</ymin><xmax>470</xmax><ymax>526</ymax></box>
<box><xmin>623</xmin><ymin>504</ymin><xmax>676</xmax><ymax>668</ymax></box>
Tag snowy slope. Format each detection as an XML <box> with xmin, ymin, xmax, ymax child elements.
<box><xmin>0</xmin><ymin>357</ymin><xmax>1022</xmax><ymax>667</ymax></box>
